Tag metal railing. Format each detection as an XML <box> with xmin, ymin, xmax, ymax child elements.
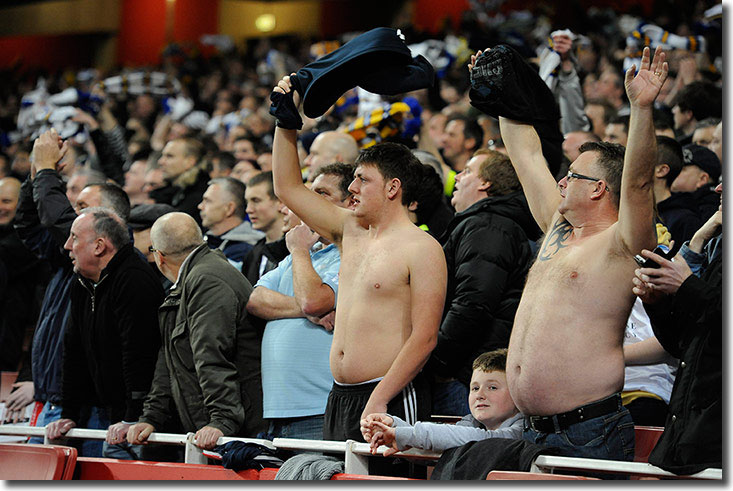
<box><xmin>0</xmin><ymin>424</ymin><xmax>722</xmax><ymax>479</ymax></box>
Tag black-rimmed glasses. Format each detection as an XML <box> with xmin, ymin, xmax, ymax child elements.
<box><xmin>566</xmin><ymin>170</ymin><xmax>610</xmax><ymax>191</ymax></box>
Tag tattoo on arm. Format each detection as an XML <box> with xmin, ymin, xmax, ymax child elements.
<box><xmin>538</xmin><ymin>219</ymin><xmax>573</xmax><ymax>261</ymax></box>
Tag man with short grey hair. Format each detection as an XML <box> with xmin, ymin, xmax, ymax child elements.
<box><xmin>198</xmin><ymin>177</ymin><xmax>263</xmax><ymax>270</ymax></box>
<box><xmin>46</xmin><ymin>207</ymin><xmax>164</xmax><ymax>461</ymax></box>
<box><xmin>128</xmin><ymin>212</ymin><xmax>266</xmax><ymax>450</ymax></box>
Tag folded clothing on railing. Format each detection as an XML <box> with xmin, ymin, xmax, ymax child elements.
<box><xmin>212</xmin><ymin>441</ymin><xmax>284</xmax><ymax>471</ymax></box>
<box><xmin>275</xmin><ymin>453</ymin><xmax>344</xmax><ymax>480</ymax></box>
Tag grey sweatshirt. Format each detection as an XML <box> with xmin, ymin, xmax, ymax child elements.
<box><xmin>390</xmin><ymin>412</ymin><xmax>524</xmax><ymax>453</ymax></box>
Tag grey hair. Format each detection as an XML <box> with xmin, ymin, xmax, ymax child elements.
<box><xmin>79</xmin><ymin>206</ymin><xmax>129</xmax><ymax>250</ymax></box>
<box><xmin>208</xmin><ymin>177</ymin><xmax>246</xmax><ymax>218</ymax></box>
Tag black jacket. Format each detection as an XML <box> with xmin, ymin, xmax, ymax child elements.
<box><xmin>644</xmin><ymin>236</ymin><xmax>721</xmax><ymax>474</ymax></box>
<box><xmin>241</xmin><ymin>236</ymin><xmax>289</xmax><ymax>286</ymax></box>
<box><xmin>691</xmin><ymin>185</ymin><xmax>720</xmax><ymax>223</ymax></box>
<box><xmin>656</xmin><ymin>192</ymin><xmax>702</xmax><ymax>255</ymax></box>
<box><xmin>427</xmin><ymin>192</ymin><xmax>537</xmax><ymax>385</ymax></box>
<box><xmin>149</xmin><ymin>166</ymin><xmax>209</xmax><ymax>225</ymax></box>
<box><xmin>61</xmin><ymin>243</ymin><xmax>164</xmax><ymax>423</ymax></box>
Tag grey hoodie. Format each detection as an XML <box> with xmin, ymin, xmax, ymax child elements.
<box><xmin>390</xmin><ymin>412</ymin><xmax>524</xmax><ymax>453</ymax></box>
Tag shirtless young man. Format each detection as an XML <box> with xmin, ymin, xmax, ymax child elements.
<box><xmin>270</xmin><ymin>77</ymin><xmax>447</xmax><ymax>444</ymax></box>
<box><xmin>469</xmin><ymin>46</ymin><xmax>668</xmax><ymax>460</ymax></box>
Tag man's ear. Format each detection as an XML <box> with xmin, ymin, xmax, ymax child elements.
<box><xmin>464</xmin><ymin>138</ymin><xmax>477</xmax><ymax>152</ymax></box>
<box><xmin>225</xmin><ymin>200</ymin><xmax>237</xmax><ymax>218</ymax></box>
<box><xmin>655</xmin><ymin>163</ymin><xmax>670</xmax><ymax>179</ymax></box>
<box><xmin>94</xmin><ymin>238</ymin><xmax>107</xmax><ymax>257</ymax></box>
<box><xmin>590</xmin><ymin>180</ymin><xmax>607</xmax><ymax>200</ymax></box>
<box><xmin>386</xmin><ymin>178</ymin><xmax>402</xmax><ymax>200</ymax></box>
<box><xmin>478</xmin><ymin>180</ymin><xmax>491</xmax><ymax>192</ymax></box>
<box><xmin>407</xmin><ymin>201</ymin><xmax>418</xmax><ymax>212</ymax></box>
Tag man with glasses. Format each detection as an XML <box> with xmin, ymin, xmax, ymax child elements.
<box><xmin>469</xmin><ymin>46</ymin><xmax>668</xmax><ymax>461</ymax></box>
<box><xmin>127</xmin><ymin>212</ymin><xmax>266</xmax><ymax>451</ymax></box>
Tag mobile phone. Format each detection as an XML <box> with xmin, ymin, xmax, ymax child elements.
<box><xmin>634</xmin><ymin>244</ymin><xmax>673</xmax><ymax>269</ymax></box>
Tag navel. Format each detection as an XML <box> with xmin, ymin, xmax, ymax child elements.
<box><xmin>374</xmin><ymin>283</ymin><xmax>380</xmax><ymax>289</ymax></box>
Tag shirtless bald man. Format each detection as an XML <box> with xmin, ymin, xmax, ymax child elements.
<box><xmin>470</xmin><ymin>46</ymin><xmax>668</xmax><ymax>460</ymax></box>
<box><xmin>270</xmin><ymin>77</ymin><xmax>447</xmax><ymax>447</ymax></box>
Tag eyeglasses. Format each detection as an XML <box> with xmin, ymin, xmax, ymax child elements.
<box><xmin>148</xmin><ymin>246</ymin><xmax>165</xmax><ymax>256</ymax></box>
<box><xmin>567</xmin><ymin>170</ymin><xmax>602</xmax><ymax>183</ymax></box>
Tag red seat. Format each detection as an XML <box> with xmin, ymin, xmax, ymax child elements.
<box><xmin>0</xmin><ymin>443</ymin><xmax>75</xmax><ymax>480</ymax></box>
<box><xmin>74</xmin><ymin>457</ymin><xmax>260</xmax><ymax>480</ymax></box>
<box><xmin>487</xmin><ymin>470</ymin><xmax>599</xmax><ymax>480</ymax></box>
<box><xmin>634</xmin><ymin>426</ymin><xmax>664</xmax><ymax>463</ymax></box>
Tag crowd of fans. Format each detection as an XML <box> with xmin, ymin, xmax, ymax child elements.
<box><xmin>0</xmin><ymin>0</ymin><xmax>722</xmax><ymax>479</ymax></box>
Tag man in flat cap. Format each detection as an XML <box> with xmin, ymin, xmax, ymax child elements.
<box><xmin>271</xmin><ymin>76</ymin><xmax>446</xmax><ymax>474</ymax></box>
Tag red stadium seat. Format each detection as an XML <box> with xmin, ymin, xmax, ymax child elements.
<box><xmin>634</xmin><ymin>426</ymin><xmax>664</xmax><ymax>462</ymax></box>
<box><xmin>487</xmin><ymin>470</ymin><xmax>599</xmax><ymax>480</ymax></box>
<box><xmin>0</xmin><ymin>443</ymin><xmax>75</xmax><ymax>480</ymax></box>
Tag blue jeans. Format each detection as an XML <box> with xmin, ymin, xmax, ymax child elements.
<box><xmin>265</xmin><ymin>414</ymin><xmax>325</xmax><ymax>440</ymax></box>
<box><xmin>30</xmin><ymin>402</ymin><xmax>103</xmax><ymax>457</ymax></box>
<box><xmin>431</xmin><ymin>380</ymin><xmax>469</xmax><ymax>417</ymax></box>
<box><xmin>522</xmin><ymin>406</ymin><xmax>636</xmax><ymax>462</ymax></box>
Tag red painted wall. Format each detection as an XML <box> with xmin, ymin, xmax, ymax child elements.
<box><xmin>413</xmin><ymin>0</ymin><xmax>469</xmax><ymax>33</ymax></box>
<box><xmin>173</xmin><ymin>0</ymin><xmax>219</xmax><ymax>42</ymax></box>
<box><xmin>0</xmin><ymin>34</ymin><xmax>95</xmax><ymax>71</ymax></box>
<box><xmin>117</xmin><ymin>0</ymin><xmax>168</xmax><ymax>67</ymax></box>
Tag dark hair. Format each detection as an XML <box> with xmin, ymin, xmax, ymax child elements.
<box><xmin>209</xmin><ymin>177</ymin><xmax>247</xmax><ymax>218</ymax></box>
<box><xmin>311</xmin><ymin>162</ymin><xmax>356</xmax><ymax>201</ymax></box>
<box><xmin>473</xmin><ymin>149</ymin><xmax>521</xmax><ymax>197</ymax></box>
<box><xmin>472</xmin><ymin>348</ymin><xmax>508</xmax><ymax>373</ymax></box>
<box><xmin>354</xmin><ymin>142</ymin><xmax>423</xmax><ymax>206</ymax></box>
<box><xmin>585</xmin><ymin>98</ymin><xmax>617</xmax><ymax>127</ymax></box>
<box><xmin>607</xmin><ymin>114</ymin><xmax>630</xmax><ymax>133</ymax></box>
<box><xmin>82</xmin><ymin>207</ymin><xmax>130</xmax><ymax>250</ymax></box>
<box><xmin>653</xmin><ymin>107</ymin><xmax>674</xmax><ymax>131</ymax></box>
<box><xmin>247</xmin><ymin>170</ymin><xmax>276</xmax><ymax>199</ymax></box>
<box><xmin>408</xmin><ymin>164</ymin><xmax>445</xmax><ymax>225</ymax></box>
<box><xmin>578</xmin><ymin>141</ymin><xmax>625</xmax><ymax>209</ymax></box>
<box><xmin>671</xmin><ymin>81</ymin><xmax>722</xmax><ymax>121</ymax></box>
<box><xmin>84</xmin><ymin>182</ymin><xmax>131</xmax><ymax>222</ymax></box>
<box><xmin>656</xmin><ymin>136</ymin><xmax>684</xmax><ymax>188</ymax></box>
<box><xmin>213</xmin><ymin>151</ymin><xmax>237</xmax><ymax>172</ymax></box>
<box><xmin>446</xmin><ymin>114</ymin><xmax>484</xmax><ymax>152</ymax></box>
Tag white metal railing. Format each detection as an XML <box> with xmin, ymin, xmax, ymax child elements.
<box><xmin>531</xmin><ymin>455</ymin><xmax>722</xmax><ymax>480</ymax></box>
<box><xmin>0</xmin><ymin>424</ymin><xmax>722</xmax><ymax>479</ymax></box>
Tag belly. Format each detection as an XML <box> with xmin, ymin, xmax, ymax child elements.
<box><xmin>330</xmin><ymin>290</ymin><xmax>409</xmax><ymax>383</ymax></box>
<box><xmin>507</xmin><ymin>269</ymin><xmax>627</xmax><ymax>415</ymax></box>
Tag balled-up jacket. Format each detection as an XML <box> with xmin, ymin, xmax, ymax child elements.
<box><xmin>139</xmin><ymin>244</ymin><xmax>266</xmax><ymax>437</ymax></box>
<box><xmin>61</xmin><ymin>243</ymin><xmax>164</xmax><ymax>423</ymax></box>
<box><xmin>428</xmin><ymin>192</ymin><xmax>537</xmax><ymax>385</ymax></box>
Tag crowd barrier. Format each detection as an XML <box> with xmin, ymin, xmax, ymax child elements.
<box><xmin>0</xmin><ymin>424</ymin><xmax>721</xmax><ymax>480</ymax></box>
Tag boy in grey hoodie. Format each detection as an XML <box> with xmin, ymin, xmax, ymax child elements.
<box><xmin>361</xmin><ymin>349</ymin><xmax>522</xmax><ymax>455</ymax></box>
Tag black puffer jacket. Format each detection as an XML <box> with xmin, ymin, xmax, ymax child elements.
<box><xmin>427</xmin><ymin>192</ymin><xmax>538</xmax><ymax>385</ymax></box>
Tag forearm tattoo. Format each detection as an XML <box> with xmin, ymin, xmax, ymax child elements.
<box><xmin>538</xmin><ymin>219</ymin><xmax>573</xmax><ymax>261</ymax></box>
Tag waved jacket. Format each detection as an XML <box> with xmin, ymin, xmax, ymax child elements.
<box><xmin>61</xmin><ymin>244</ymin><xmax>164</xmax><ymax>423</ymax></box>
<box><xmin>139</xmin><ymin>245</ymin><xmax>266</xmax><ymax>437</ymax></box>
<box><xmin>428</xmin><ymin>192</ymin><xmax>538</xmax><ymax>385</ymax></box>
<box><xmin>13</xmin><ymin>170</ymin><xmax>77</xmax><ymax>403</ymax></box>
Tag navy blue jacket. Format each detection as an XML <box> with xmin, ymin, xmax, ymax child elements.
<box><xmin>14</xmin><ymin>170</ymin><xmax>77</xmax><ymax>404</ymax></box>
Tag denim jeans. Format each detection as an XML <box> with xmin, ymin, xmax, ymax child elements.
<box><xmin>522</xmin><ymin>405</ymin><xmax>636</xmax><ymax>471</ymax></box>
<box><xmin>431</xmin><ymin>380</ymin><xmax>469</xmax><ymax>417</ymax></box>
<box><xmin>31</xmin><ymin>402</ymin><xmax>104</xmax><ymax>457</ymax></box>
<box><xmin>266</xmin><ymin>414</ymin><xmax>325</xmax><ymax>440</ymax></box>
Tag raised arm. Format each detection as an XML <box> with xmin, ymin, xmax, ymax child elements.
<box><xmin>617</xmin><ymin>46</ymin><xmax>668</xmax><ymax>254</ymax></box>
<box><xmin>271</xmin><ymin>76</ymin><xmax>350</xmax><ymax>243</ymax></box>
<box><xmin>499</xmin><ymin>117</ymin><xmax>561</xmax><ymax>232</ymax></box>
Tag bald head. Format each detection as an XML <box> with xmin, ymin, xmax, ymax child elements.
<box><xmin>0</xmin><ymin>177</ymin><xmax>21</xmax><ymax>225</ymax></box>
<box><xmin>150</xmin><ymin>212</ymin><xmax>204</xmax><ymax>260</ymax></box>
<box><xmin>304</xmin><ymin>131</ymin><xmax>359</xmax><ymax>181</ymax></box>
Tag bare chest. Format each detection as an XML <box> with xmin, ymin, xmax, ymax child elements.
<box><xmin>339</xmin><ymin>235</ymin><xmax>410</xmax><ymax>296</ymax></box>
